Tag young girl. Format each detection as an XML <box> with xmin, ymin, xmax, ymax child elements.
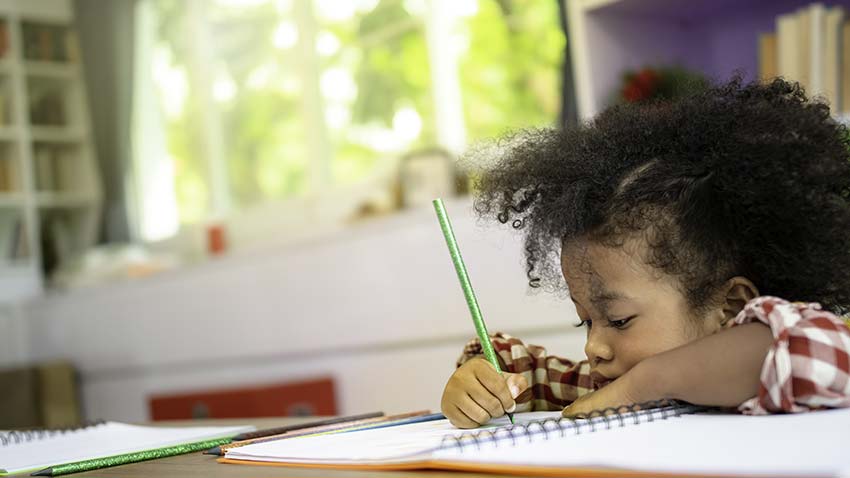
<box><xmin>441</xmin><ymin>77</ymin><xmax>850</xmax><ymax>429</ymax></box>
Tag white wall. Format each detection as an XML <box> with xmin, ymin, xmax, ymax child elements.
<box><xmin>10</xmin><ymin>198</ymin><xmax>585</xmax><ymax>421</ymax></box>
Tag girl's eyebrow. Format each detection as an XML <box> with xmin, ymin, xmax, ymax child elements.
<box><xmin>591</xmin><ymin>290</ymin><xmax>633</xmax><ymax>305</ymax></box>
<box><xmin>570</xmin><ymin>289</ymin><xmax>634</xmax><ymax>308</ymax></box>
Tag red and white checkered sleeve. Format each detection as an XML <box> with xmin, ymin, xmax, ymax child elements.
<box><xmin>456</xmin><ymin>332</ymin><xmax>593</xmax><ymax>412</ymax></box>
<box><xmin>733</xmin><ymin>296</ymin><xmax>850</xmax><ymax>415</ymax></box>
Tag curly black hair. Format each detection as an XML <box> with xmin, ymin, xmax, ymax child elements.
<box><xmin>472</xmin><ymin>77</ymin><xmax>850</xmax><ymax>314</ymax></box>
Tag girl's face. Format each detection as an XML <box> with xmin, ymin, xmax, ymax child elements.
<box><xmin>561</xmin><ymin>238</ymin><xmax>725</xmax><ymax>389</ymax></box>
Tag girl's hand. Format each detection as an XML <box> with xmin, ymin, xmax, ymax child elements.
<box><xmin>561</xmin><ymin>360</ymin><xmax>661</xmax><ymax>418</ymax></box>
<box><xmin>441</xmin><ymin>357</ymin><xmax>530</xmax><ymax>428</ymax></box>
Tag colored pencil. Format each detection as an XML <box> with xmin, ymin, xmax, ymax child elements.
<box><xmin>432</xmin><ymin>198</ymin><xmax>514</xmax><ymax>424</ymax></box>
<box><xmin>214</xmin><ymin>410</ymin><xmax>438</xmax><ymax>455</ymax></box>
<box><xmin>232</xmin><ymin>411</ymin><xmax>384</xmax><ymax>441</ymax></box>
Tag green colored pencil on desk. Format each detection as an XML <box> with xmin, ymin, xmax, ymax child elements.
<box><xmin>432</xmin><ymin>198</ymin><xmax>514</xmax><ymax>424</ymax></box>
<box><xmin>31</xmin><ymin>437</ymin><xmax>231</xmax><ymax>476</ymax></box>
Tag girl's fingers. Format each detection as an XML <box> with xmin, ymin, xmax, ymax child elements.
<box><xmin>505</xmin><ymin>373</ymin><xmax>532</xmax><ymax>403</ymax></box>
<box><xmin>448</xmin><ymin>404</ymin><xmax>482</xmax><ymax>429</ymax></box>
<box><xmin>473</xmin><ymin>364</ymin><xmax>516</xmax><ymax>412</ymax></box>
<box><xmin>467</xmin><ymin>379</ymin><xmax>508</xmax><ymax>418</ymax></box>
<box><xmin>457</xmin><ymin>393</ymin><xmax>492</xmax><ymax>425</ymax></box>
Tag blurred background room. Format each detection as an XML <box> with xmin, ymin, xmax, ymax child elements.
<box><xmin>0</xmin><ymin>0</ymin><xmax>842</xmax><ymax>427</ymax></box>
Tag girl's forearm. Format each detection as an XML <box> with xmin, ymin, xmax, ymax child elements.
<box><xmin>643</xmin><ymin>323</ymin><xmax>774</xmax><ymax>407</ymax></box>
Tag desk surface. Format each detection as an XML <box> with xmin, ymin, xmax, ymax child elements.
<box><xmin>12</xmin><ymin>417</ymin><xmax>511</xmax><ymax>478</ymax></box>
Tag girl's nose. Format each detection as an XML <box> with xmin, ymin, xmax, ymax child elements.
<box><xmin>585</xmin><ymin>329</ymin><xmax>614</xmax><ymax>364</ymax></box>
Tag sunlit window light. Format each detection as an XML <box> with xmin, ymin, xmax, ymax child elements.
<box><xmin>213</xmin><ymin>73</ymin><xmax>237</xmax><ymax>102</ymax></box>
<box><xmin>275</xmin><ymin>0</ymin><xmax>293</xmax><ymax>13</ymax></box>
<box><xmin>325</xmin><ymin>104</ymin><xmax>351</xmax><ymax>129</ymax></box>
<box><xmin>451</xmin><ymin>30</ymin><xmax>470</xmax><ymax>56</ymax></box>
<box><xmin>352</xmin><ymin>125</ymin><xmax>406</xmax><ymax>153</ymax></box>
<box><xmin>180</xmin><ymin>174</ymin><xmax>209</xmax><ymax>222</ymax></box>
<box><xmin>279</xmin><ymin>74</ymin><xmax>300</xmax><ymax>94</ymax></box>
<box><xmin>392</xmin><ymin>106</ymin><xmax>422</xmax><ymax>142</ymax></box>
<box><xmin>355</xmin><ymin>0</ymin><xmax>379</xmax><ymax>14</ymax></box>
<box><xmin>315</xmin><ymin>31</ymin><xmax>340</xmax><ymax>57</ymax></box>
<box><xmin>215</xmin><ymin>0</ymin><xmax>268</xmax><ymax>7</ymax></box>
<box><xmin>320</xmin><ymin>67</ymin><xmax>357</xmax><ymax>102</ymax></box>
<box><xmin>451</xmin><ymin>0</ymin><xmax>478</xmax><ymax>18</ymax></box>
<box><xmin>137</xmin><ymin>0</ymin><xmax>562</xmax><ymax>244</ymax></box>
<box><xmin>402</xmin><ymin>0</ymin><xmax>427</xmax><ymax>16</ymax></box>
<box><xmin>315</xmin><ymin>0</ymin><xmax>356</xmax><ymax>22</ymax></box>
<box><xmin>257</xmin><ymin>157</ymin><xmax>286</xmax><ymax>193</ymax></box>
<box><xmin>141</xmin><ymin>155</ymin><xmax>179</xmax><ymax>241</ymax></box>
<box><xmin>246</xmin><ymin>63</ymin><xmax>274</xmax><ymax>89</ymax></box>
<box><xmin>273</xmin><ymin>21</ymin><xmax>298</xmax><ymax>49</ymax></box>
<box><xmin>152</xmin><ymin>46</ymin><xmax>187</xmax><ymax>119</ymax></box>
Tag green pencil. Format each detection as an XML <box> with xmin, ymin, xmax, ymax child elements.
<box><xmin>31</xmin><ymin>436</ymin><xmax>232</xmax><ymax>476</ymax></box>
<box><xmin>432</xmin><ymin>198</ymin><xmax>514</xmax><ymax>424</ymax></box>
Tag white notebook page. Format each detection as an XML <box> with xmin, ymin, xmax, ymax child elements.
<box><xmin>0</xmin><ymin>422</ymin><xmax>253</xmax><ymax>474</ymax></box>
<box><xmin>434</xmin><ymin>407</ymin><xmax>850</xmax><ymax>477</ymax></box>
<box><xmin>229</xmin><ymin>407</ymin><xmax>850</xmax><ymax>477</ymax></box>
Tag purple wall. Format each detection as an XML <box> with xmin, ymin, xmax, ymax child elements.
<box><xmin>590</xmin><ymin>0</ymin><xmax>850</xmax><ymax>85</ymax></box>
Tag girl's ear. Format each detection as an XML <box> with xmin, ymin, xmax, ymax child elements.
<box><xmin>718</xmin><ymin>277</ymin><xmax>759</xmax><ymax>325</ymax></box>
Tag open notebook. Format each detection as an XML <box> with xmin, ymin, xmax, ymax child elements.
<box><xmin>0</xmin><ymin>421</ymin><xmax>253</xmax><ymax>475</ymax></box>
<box><xmin>221</xmin><ymin>402</ymin><xmax>850</xmax><ymax>477</ymax></box>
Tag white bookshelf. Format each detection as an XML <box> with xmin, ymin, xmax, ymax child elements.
<box><xmin>0</xmin><ymin>0</ymin><xmax>101</xmax><ymax>301</ymax></box>
<box><xmin>566</xmin><ymin>0</ymin><xmax>850</xmax><ymax>120</ymax></box>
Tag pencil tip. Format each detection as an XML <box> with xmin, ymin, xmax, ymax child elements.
<box><xmin>32</xmin><ymin>468</ymin><xmax>51</xmax><ymax>476</ymax></box>
<box><xmin>204</xmin><ymin>446</ymin><xmax>221</xmax><ymax>455</ymax></box>
<box><xmin>507</xmin><ymin>412</ymin><xmax>515</xmax><ymax>424</ymax></box>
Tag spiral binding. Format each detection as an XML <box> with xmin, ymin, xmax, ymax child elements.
<box><xmin>0</xmin><ymin>420</ymin><xmax>106</xmax><ymax>446</ymax></box>
<box><xmin>439</xmin><ymin>400</ymin><xmax>711</xmax><ymax>452</ymax></box>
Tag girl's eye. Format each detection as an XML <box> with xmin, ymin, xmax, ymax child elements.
<box><xmin>608</xmin><ymin>316</ymin><xmax>636</xmax><ymax>329</ymax></box>
<box><xmin>574</xmin><ymin>319</ymin><xmax>592</xmax><ymax>328</ymax></box>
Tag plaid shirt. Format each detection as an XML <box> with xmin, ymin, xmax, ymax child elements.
<box><xmin>457</xmin><ymin>296</ymin><xmax>850</xmax><ymax>415</ymax></box>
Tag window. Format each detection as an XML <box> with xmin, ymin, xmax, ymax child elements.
<box><xmin>132</xmin><ymin>0</ymin><xmax>563</xmax><ymax>242</ymax></box>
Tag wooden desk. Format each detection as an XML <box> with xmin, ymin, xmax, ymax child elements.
<box><xmin>12</xmin><ymin>418</ymin><xmax>509</xmax><ymax>478</ymax></box>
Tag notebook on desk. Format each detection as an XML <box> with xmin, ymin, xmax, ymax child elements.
<box><xmin>220</xmin><ymin>402</ymin><xmax>850</xmax><ymax>477</ymax></box>
<box><xmin>0</xmin><ymin>421</ymin><xmax>253</xmax><ymax>475</ymax></box>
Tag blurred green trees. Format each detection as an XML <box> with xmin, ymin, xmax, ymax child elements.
<box><xmin>149</xmin><ymin>0</ymin><xmax>563</xmax><ymax>223</ymax></box>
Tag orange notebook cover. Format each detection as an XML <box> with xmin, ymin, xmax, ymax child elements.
<box><xmin>217</xmin><ymin>403</ymin><xmax>850</xmax><ymax>477</ymax></box>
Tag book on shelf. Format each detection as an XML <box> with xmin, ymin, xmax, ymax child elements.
<box><xmin>64</xmin><ymin>30</ymin><xmax>79</xmax><ymax>63</ymax></box>
<box><xmin>797</xmin><ymin>6</ymin><xmax>812</xmax><ymax>91</ymax></box>
<box><xmin>843</xmin><ymin>20</ymin><xmax>850</xmax><ymax>113</ymax></box>
<box><xmin>21</xmin><ymin>22</ymin><xmax>75</xmax><ymax>63</ymax></box>
<box><xmin>776</xmin><ymin>13</ymin><xmax>800</xmax><ymax>84</ymax></box>
<box><xmin>765</xmin><ymin>3</ymin><xmax>850</xmax><ymax>114</ymax></box>
<box><xmin>34</xmin><ymin>146</ymin><xmax>56</xmax><ymax>191</ymax></box>
<box><xmin>0</xmin><ymin>22</ymin><xmax>8</xmax><ymax>60</ymax></box>
<box><xmin>0</xmin><ymin>89</ymin><xmax>9</xmax><ymax>126</ymax></box>
<box><xmin>824</xmin><ymin>6</ymin><xmax>844</xmax><ymax>109</ymax></box>
<box><xmin>758</xmin><ymin>33</ymin><xmax>777</xmax><ymax>80</ymax></box>
<box><xmin>809</xmin><ymin>4</ymin><xmax>826</xmax><ymax>95</ymax></box>
<box><xmin>30</xmin><ymin>93</ymin><xmax>66</xmax><ymax>127</ymax></box>
<box><xmin>0</xmin><ymin>158</ymin><xmax>13</xmax><ymax>192</ymax></box>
